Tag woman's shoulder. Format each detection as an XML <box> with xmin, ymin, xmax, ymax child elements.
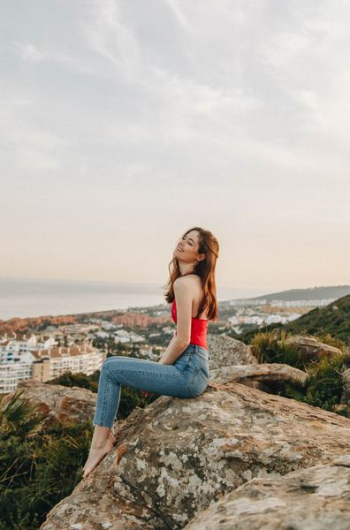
<box><xmin>174</xmin><ymin>274</ymin><xmax>200</xmax><ymax>291</ymax></box>
<box><xmin>174</xmin><ymin>275</ymin><xmax>204</xmax><ymax>302</ymax></box>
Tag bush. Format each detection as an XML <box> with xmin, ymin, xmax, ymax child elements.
<box><xmin>250</xmin><ymin>329</ymin><xmax>306</xmax><ymax>370</ymax></box>
<box><xmin>1</xmin><ymin>365</ymin><xmax>160</xmax><ymax>529</ymax></box>
<box><xmin>48</xmin><ymin>370</ymin><xmax>99</xmax><ymax>392</ymax></box>
<box><xmin>249</xmin><ymin>330</ymin><xmax>349</xmax><ymax>415</ymax></box>
<box><xmin>304</xmin><ymin>353</ymin><xmax>346</xmax><ymax>410</ymax></box>
<box><xmin>0</xmin><ymin>391</ymin><xmax>92</xmax><ymax>530</ymax></box>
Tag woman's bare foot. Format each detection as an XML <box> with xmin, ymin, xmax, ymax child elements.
<box><xmin>83</xmin><ymin>425</ymin><xmax>116</xmax><ymax>478</ymax></box>
<box><xmin>83</xmin><ymin>431</ymin><xmax>116</xmax><ymax>468</ymax></box>
<box><xmin>83</xmin><ymin>430</ymin><xmax>117</xmax><ymax>479</ymax></box>
<box><xmin>109</xmin><ymin>431</ymin><xmax>117</xmax><ymax>446</ymax></box>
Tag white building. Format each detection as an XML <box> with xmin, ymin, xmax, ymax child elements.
<box><xmin>0</xmin><ymin>335</ymin><xmax>56</xmax><ymax>363</ymax></box>
<box><xmin>286</xmin><ymin>313</ymin><xmax>301</xmax><ymax>322</ymax></box>
<box><xmin>264</xmin><ymin>315</ymin><xmax>286</xmax><ymax>324</ymax></box>
<box><xmin>113</xmin><ymin>330</ymin><xmax>145</xmax><ymax>343</ymax></box>
<box><xmin>95</xmin><ymin>331</ymin><xmax>110</xmax><ymax>339</ymax></box>
<box><xmin>0</xmin><ymin>337</ymin><xmax>106</xmax><ymax>394</ymax></box>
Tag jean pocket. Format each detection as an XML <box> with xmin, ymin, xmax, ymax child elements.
<box><xmin>174</xmin><ymin>349</ymin><xmax>192</xmax><ymax>372</ymax></box>
<box><xmin>196</xmin><ymin>359</ymin><xmax>210</xmax><ymax>379</ymax></box>
<box><xmin>188</xmin><ymin>367</ymin><xmax>208</xmax><ymax>398</ymax></box>
<box><xmin>199</xmin><ymin>366</ymin><xmax>210</xmax><ymax>379</ymax></box>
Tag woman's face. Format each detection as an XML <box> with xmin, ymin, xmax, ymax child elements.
<box><xmin>174</xmin><ymin>230</ymin><xmax>205</xmax><ymax>263</ymax></box>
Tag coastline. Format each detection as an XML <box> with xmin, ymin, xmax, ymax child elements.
<box><xmin>0</xmin><ymin>277</ymin><xmax>255</xmax><ymax>321</ymax></box>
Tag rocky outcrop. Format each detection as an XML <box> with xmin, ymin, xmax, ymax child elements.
<box><xmin>207</xmin><ymin>334</ymin><xmax>259</xmax><ymax>368</ymax></box>
<box><xmin>40</xmin><ymin>380</ymin><xmax>350</xmax><ymax>530</ymax></box>
<box><xmin>1</xmin><ymin>379</ymin><xmax>96</xmax><ymax>427</ymax></box>
<box><xmin>183</xmin><ymin>455</ymin><xmax>350</xmax><ymax>530</ymax></box>
<box><xmin>207</xmin><ymin>336</ymin><xmax>308</xmax><ymax>393</ymax></box>
<box><xmin>210</xmin><ymin>362</ymin><xmax>308</xmax><ymax>389</ymax></box>
<box><xmin>281</xmin><ymin>335</ymin><xmax>344</xmax><ymax>360</ymax></box>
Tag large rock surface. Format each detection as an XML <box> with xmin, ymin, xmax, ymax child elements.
<box><xmin>183</xmin><ymin>455</ymin><xmax>350</xmax><ymax>530</ymax></box>
<box><xmin>210</xmin><ymin>362</ymin><xmax>308</xmax><ymax>389</ymax></box>
<box><xmin>1</xmin><ymin>379</ymin><xmax>96</xmax><ymax>427</ymax></box>
<box><xmin>40</xmin><ymin>380</ymin><xmax>350</xmax><ymax>530</ymax></box>
<box><xmin>207</xmin><ymin>334</ymin><xmax>258</xmax><ymax>368</ymax></box>
<box><xmin>282</xmin><ymin>335</ymin><xmax>344</xmax><ymax>360</ymax></box>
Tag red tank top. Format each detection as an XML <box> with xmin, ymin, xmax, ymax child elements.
<box><xmin>171</xmin><ymin>298</ymin><xmax>208</xmax><ymax>350</ymax></box>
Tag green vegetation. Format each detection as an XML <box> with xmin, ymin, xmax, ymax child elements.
<box><xmin>0</xmin><ymin>390</ymin><xmax>92</xmax><ymax>530</ymax></box>
<box><xmin>250</xmin><ymin>329</ymin><xmax>307</xmax><ymax>370</ymax></box>
<box><xmin>282</xmin><ymin>295</ymin><xmax>350</xmax><ymax>344</ymax></box>
<box><xmin>0</xmin><ymin>368</ymin><xmax>160</xmax><ymax>529</ymax></box>
<box><xmin>250</xmin><ymin>330</ymin><xmax>350</xmax><ymax>416</ymax></box>
<box><xmin>242</xmin><ymin>294</ymin><xmax>350</xmax><ymax>345</ymax></box>
<box><xmin>48</xmin><ymin>369</ymin><xmax>100</xmax><ymax>392</ymax></box>
<box><xmin>245</xmin><ymin>285</ymin><xmax>350</xmax><ymax>303</ymax></box>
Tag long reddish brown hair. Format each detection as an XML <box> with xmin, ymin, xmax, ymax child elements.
<box><xmin>163</xmin><ymin>227</ymin><xmax>220</xmax><ymax>322</ymax></box>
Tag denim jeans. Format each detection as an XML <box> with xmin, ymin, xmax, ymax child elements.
<box><xmin>93</xmin><ymin>344</ymin><xmax>210</xmax><ymax>428</ymax></box>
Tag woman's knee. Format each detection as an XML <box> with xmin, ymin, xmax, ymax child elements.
<box><xmin>102</xmin><ymin>356</ymin><xmax>124</xmax><ymax>365</ymax></box>
<box><xmin>101</xmin><ymin>357</ymin><xmax>118</xmax><ymax>373</ymax></box>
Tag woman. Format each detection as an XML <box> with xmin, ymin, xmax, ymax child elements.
<box><xmin>82</xmin><ymin>226</ymin><xmax>219</xmax><ymax>479</ymax></box>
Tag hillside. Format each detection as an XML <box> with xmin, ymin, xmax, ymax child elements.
<box><xmin>240</xmin><ymin>285</ymin><xmax>350</xmax><ymax>303</ymax></box>
<box><xmin>241</xmin><ymin>294</ymin><xmax>350</xmax><ymax>345</ymax></box>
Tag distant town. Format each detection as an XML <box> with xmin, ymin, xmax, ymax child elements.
<box><xmin>1</xmin><ymin>285</ymin><xmax>350</xmax><ymax>394</ymax></box>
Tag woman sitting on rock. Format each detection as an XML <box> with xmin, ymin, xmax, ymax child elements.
<box><xmin>83</xmin><ymin>226</ymin><xmax>219</xmax><ymax>479</ymax></box>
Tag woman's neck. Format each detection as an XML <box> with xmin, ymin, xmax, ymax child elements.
<box><xmin>178</xmin><ymin>264</ymin><xmax>196</xmax><ymax>276</ymax></box>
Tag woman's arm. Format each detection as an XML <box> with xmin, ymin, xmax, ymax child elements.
<box><xmin>158</xmin><ymin>333</ymin><xmax>189</xmax><ymax>364</ymax></box>
<box><xmin>159</xmin><ymin>277</ymin><xmax>193</xmax><ymax>364</ymax></box>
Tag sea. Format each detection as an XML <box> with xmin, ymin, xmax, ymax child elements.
<box><xmin>0</xmin><ymin>277</ymin><xmax>267</xmax><ymax>320</ymax></box>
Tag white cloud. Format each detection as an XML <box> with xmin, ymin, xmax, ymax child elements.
<box><xmin>1</xmin><ymin>0</ymin><xmax>350</xmax><ymax>288</ymax></box>
<box><xmin>0</xmin><ymin>89</ymin><xmax>65</xmax><ymax>172</ymax></box>
<box><xmin>84</xmin><ymin>0</ymin><xmax>139</xmax><ymax>78</ymax></box>
<box><xmin>165</xmin><ymin>0</ymin><xmax>193</xmax><ymax>32</ymax></box>
<box><xmin>15</xmin><ymin>42</ymin><xmax>44</xmax><ymax>62</ymax></box>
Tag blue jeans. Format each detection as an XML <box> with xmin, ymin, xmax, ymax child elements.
<box><xmin>93</xmin><ymin>343</ymin><xmax>210</xmax><ymax>428</ymax></box>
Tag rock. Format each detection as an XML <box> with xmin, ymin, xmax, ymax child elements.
<box><xmin>40</xmin><ymin>381</ymin><xmax>350</xmax><ymax>529</ymax></box>
<box><xmin>210</xmin><ymin>362</ymin><xmax>308</xmax><ymax>390</ymax></box>
<box><xmin>341</xmin><ymin>368</ymin><xmax>350</xmax><ymax>403</ymax></box>
<box><xmin>183</xmin><ymin>455</ymin><xmax>350</xmax><ymax>529</ymax></box>
<box><xmin>1</xmin><ymin>379</ymin><xmax>96</xmax><ymax>427</ymax></box>
<box><xmin>207</xmin><ymin>335</ymin><xmax>259</xmax><ymax>369</ymax></box>
<box><xmin>281</xmin><ymin>335</ymin><xmax>343</xmax><ymax>361</ymax></box>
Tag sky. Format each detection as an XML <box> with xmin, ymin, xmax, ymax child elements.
<box><xmin>1</xmin><ymin>0</ymin><xmax>349</xmax><ymax>296</ymax></box>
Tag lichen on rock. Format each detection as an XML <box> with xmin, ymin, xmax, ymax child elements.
<box><xmin>40</xmin><ymin>378</ymin><xmax>350</xmax><ymax>529</ymax></box>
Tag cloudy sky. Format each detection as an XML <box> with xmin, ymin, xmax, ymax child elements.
<box><xmin>1</xmin><ymin>0</ymin><xmax>349</xmax><ymax>296</ymax></box>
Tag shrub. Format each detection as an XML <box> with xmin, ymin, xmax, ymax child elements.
<box><xmin>250</xmin><ymin>330</ymin><xmax>280</xmax><ymax>363</ymax></box>
<box><xmin>304</xmin><ymin>353</ymin><xmax>345</xmax><ymax>411</ymax></box>
<box><xmin>250</xmin><ymin>329</ymin><xmax>306</xmax><ymax>369</ymax></box>
<box><xmin>48</xmin><ymin>370</ymin><xmax>99</xmax><ymax>392</ymax></box>
<box><xmin>249</xmin><ymin>331</ymin><xmax>349</xmax><ymax>415</ymax></box>
<box><xmin>0</xmin><ymin>391</ymin><xmax>92</xmax><ymax>530</ymax></box>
